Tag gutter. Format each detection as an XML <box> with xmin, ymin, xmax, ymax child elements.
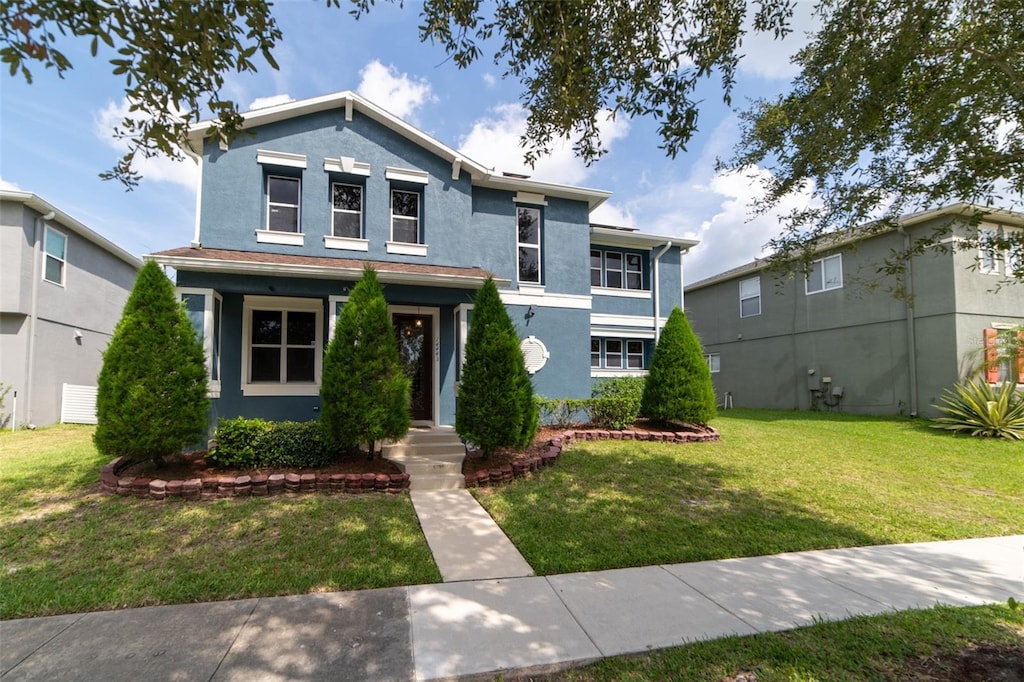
<box><xmin>899</xmin><ymin>226</ymin><xmax>919</xmax><ymax>417</ymax></box>
<box><xmin>652</xmin><ymin>241</ymin><xmax>673</xmax><ymax>341</ymax></box>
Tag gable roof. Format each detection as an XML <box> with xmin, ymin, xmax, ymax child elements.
<box><xmin>185</xmin><ymin>90</ymin><xmax>611</xmax><ymax>210</ymax></box>
<box><xmin>685</xmin><ymin>203</ymin><xmax>1024</xmax><ymax>292</ymax></box>
<box><xmin>0</xmin><ymin>190</ymin><xmax>142</xmax><ymax>269</ymax></box>
<box><xmin>148</xmin><ymin>247</ymin><xmax>508</xmax><ymax>289</ymax></box>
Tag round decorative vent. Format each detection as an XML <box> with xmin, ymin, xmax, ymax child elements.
<box><xmin>520</xmin><ymin>335</ymin><xmax>550</xmax><ymax>374</ymax></box>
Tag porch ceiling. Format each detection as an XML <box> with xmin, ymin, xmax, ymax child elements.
<box><xmin>147</xmin><ymin>247</ymin><xmax>509</xmax><ymax>289</ymax></box>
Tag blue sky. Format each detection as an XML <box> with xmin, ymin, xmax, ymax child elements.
<box><xmin>1</xmin><ymin>2</ymin><xmax>819</xmax><ymax>282</ymax></box>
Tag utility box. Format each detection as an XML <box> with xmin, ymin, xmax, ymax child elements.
<box><xmin>807</xmin><ymin>367</ymin><xmax>821</xmax><ymax>391</ymax></box>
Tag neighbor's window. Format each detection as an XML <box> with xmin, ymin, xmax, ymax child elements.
<box><xmin>979</xmin><ymin>228</ymin><xmax>998</xmax><ymax>274</ymax></box>
<box><xmin>806</xmin><ymin>254</ymin><xmax>843</xmax><ymax>294</ymax></box>
<box><xmin>391</xmin><ymin>190</ymin><xmax>420</xmax><ymax>244</ymax></box>
<box><xmin>517</xmin><ymin>206</ymin><xmax>541</xmax><ymax>284</ymax></box>
<box><xmin>331</xmin><ymin>183</ymin><xmax>363</xmax><ymax>239</ymax></box>
<box><xmin>267</xmin><ymin>176</ymin><xmax>300</xmax><ymax>232</ymax></box>
<box><xmin>705</xmin><ymin>353</ymin><xmax>721</xmax><ymax>373</ymax></box>
<box><xmin>739</xmin><ymin>276</ymin><xmax>761</xmax><ymax>317</ymax></box>
<box><xmin>242</xmin><ymin>296</ymin><xmax>323</xmax><ymax>396</ymax></box>
<box><xmin>43</xmin><ymin>226</ymin><xmax>67</xmax><ymax>285</ymax></box>
<box><xmin>984</xmin><ymin>327</ymin><xmax>1023</xmax><ymax>384</ymax></box>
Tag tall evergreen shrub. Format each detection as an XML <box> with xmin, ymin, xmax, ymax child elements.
<box><xmin>641</xmin><ymin>307</ymin><xmax>717</xmax><ymax>426</ymax></box>
<box><xmin>456</xmin><ymin>277</ymin><xmax>538</xmax><ymax>456</ymax></box>
<box><xmin>320</xmin><ymin>266</ymin><xmax>410</xmax><ymax>456</ymax></box>
<box><xmin>94</xmin><ymin>260</ymin><xmax>209</xmax><ymax>465</ymax></box>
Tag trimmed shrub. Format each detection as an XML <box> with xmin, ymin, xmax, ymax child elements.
<box><xmin>931</xmin><ymin>380</ymin><xmax>1024</xmax><ymax>440</ymax></box>
<box><xmin>320</xmin><ymin>266</ymin><xmax>410</xmax><ymax>455</ymax></box>
<box><xmin>95</xmin><ymin>260</ymin><xmax>208</xmax><ymax>465</ymax></box>
<box><xmin>456</xmin><ymin>277</ymin><xmax>538</xmax><ymax>456</ymax></box>
<box><xmin>589</xmin><ymin>377</ymin><xmax>645</xmax><ymax>429</ymax></box>
<box><xmin>641</xmin><ymin>307</ymin><xmax>717</xmax><ymax>426</ymax></box>
<box><xmin>210</xmin><ymin>418</ymin><xmax>334</xmax><ymax>467</ymax></box>
<box><xmin>537</xmin><ymin>396</ymin><xmax>588</xmax><ymax>428</ymax></box>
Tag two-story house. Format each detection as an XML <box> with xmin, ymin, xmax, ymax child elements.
<box><xmin>684</xmin><ymin>205</ymin><xmax>1024</xmax><ymax>418</ymax></box>
<box><xmin>149</xmin><ymin>91</ymin><xmax>696</xmax><ymax>427</ymax></box>
<box><xmin>1</xmin><ymin>190</ymin><xmax>142</xmax><ymax>427</ymax></box>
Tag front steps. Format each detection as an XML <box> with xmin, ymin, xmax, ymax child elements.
<box><xmin>382</xmin><ymin>427</ymin><xmax>466</xmax><ymax>491</ymax></box>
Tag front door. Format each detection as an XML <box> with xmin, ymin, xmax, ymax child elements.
<box><xmin>393</xmin><ymin>313</ymin><xmax>433</xmax><ymax>422</ymax></box>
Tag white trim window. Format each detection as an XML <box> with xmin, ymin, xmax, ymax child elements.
<box><xmin>806</xmin><ymin>254</ymin><xmax>843</xmax><ymax>294</ymax></box>
<box><xmin>179</xmin><ymin>288</ymin><xmax>223</xmax><ymax>398</ymax></box>
<box><xmin>266</xmin><ymin>175</ymin><xmax>301</xmax><ymax>233</ymax></box>
<box><xmin>43</xmin><ymin>225</ymin><xmax>67</xmax><ymax>286</ymax></box>
<box><xmin>705</xmin><ymin>353</ymin><xmax>721</xmax><ymax>373</ymax></box>
<box><xmin>591</xmin><ymin>337</ymin><xmax>645</xmax><ymax>372</ymax></box>
<box><xmin>739</xmin><ymin>276</ymin><xmax>761</xmax><ymax>317</ymax></box>
<box><xmin>331</xmin><ymin>183</ymin><xmax>363</xmax><ymax>239</ymax></box>
<box><xmin>517</xmin><ymin>206</ymin><xmax>541</xmax><ymax>284</ymax></box>
<box><xmin>241</xmin><ymin>296</ymin><xmax>323</xmax><ymax>396</ymax></box>
<box><xmin>590</xmin><ymin>249</ymin><xmax>645</xmax><ymax>291</ymax></box>
<box><xmin>391</xmin><ymin>189</ymin><xmax>420</xmax><ymax>244</ymax></box>
<box><xmin>979</xmin><ymin>228</ymin><xmax>999</xmax><ymax>274</ymax></box>
<box><xmin>455</xmin><ymin>303</ymin><xmax>474</xmax><ymax>382</ymax></box>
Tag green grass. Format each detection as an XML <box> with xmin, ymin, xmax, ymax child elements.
<box><xmin>474</xmin><ymin>409</ymin><xmax>1023</xmax><ymax>575</ymax></box>
<box><xmin>543</xmin><ymin>602</ymin><xmax>1024</xmax><ymax>681</ymax></box>
<box><xmin>0</xmin><ymin>425</ymin><xmax>441</xmax><ymax>619</ymax></box>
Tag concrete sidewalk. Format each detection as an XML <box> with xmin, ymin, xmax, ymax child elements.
<box><xmin>3</xmin><ymin>535</ymin><xmax>1021</xmax><ymax>681</ymax></box>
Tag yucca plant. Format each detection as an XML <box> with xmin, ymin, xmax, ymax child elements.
<box><xmin>931</xmin><ymin>379</ymin><xmax>1024</xmax><ymax>440</ymax></box>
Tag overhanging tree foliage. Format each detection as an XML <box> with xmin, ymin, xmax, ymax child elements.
<box><xmin>729</xmin><ymin>0</ymin><xmax>1024</xmax><ymax>281</ymax></box>
<box><xmin>641</xmin><ymin>308</ymin><xmax>716</xmax><ymax>426</ymax></box>
<box><xmin>456</xmin><ymin>277</ymin><xmax>537</xmax><ymax>457</ymax></box>
<box><xmin>320</xmin><ymin>266</ymin><xmax>410</xmax><ymax>456</ymax></box>
<box><xmin>95</xmin><ymin>259</ymin><xmax>209</xmax><ymax>465</ymax></box>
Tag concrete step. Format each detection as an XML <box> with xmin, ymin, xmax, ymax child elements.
<box><xmin>387</xmin><ymin>455</ymin><xmax>463</xmax><ymax>476</ymax></box>
<box><xmin>409</xmin><ymin>473</ymin><xmax>466</xmax><ymax>491</ymax></box>
<box><xmin>382</xmin><ymin>443</ymin><xmax>465</xmax><ymax>458</ymax></box>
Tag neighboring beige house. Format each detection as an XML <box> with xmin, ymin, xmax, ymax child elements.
<box><xmin>685</xmin><ymin>205</ymin><xmax>1024</xmax><ymax>418</ymax></box>
<box><xmin>1</xmin><ymin>190</ymin><xmax>141</xmax><ymax>427</ymax></box>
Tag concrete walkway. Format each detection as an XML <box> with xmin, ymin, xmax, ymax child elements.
<box><xmin>3</xmin><ymin>535</ymin><xmax>1021</xmax><ymax>681</ymax></box>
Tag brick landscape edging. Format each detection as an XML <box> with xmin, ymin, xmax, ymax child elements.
<box><xmin>463</xmin><ymin>425</ymin><xmax>720</xmax><ymax>489</ymax></box>
<box><xmin>99</xmin><ymin>424</ymin><xmax>720</xmax><ymax>500</ymax></box>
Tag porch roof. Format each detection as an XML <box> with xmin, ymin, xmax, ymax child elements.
<box><xmin>147</xmin><ymin>247</ymin><xmax>509</xmax><ymax>289</ymax></box>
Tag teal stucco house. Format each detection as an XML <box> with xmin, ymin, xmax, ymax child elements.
<box><xmin>149</xmin><ymin>91</ymin><xmax>697</xmax><ymax>428</ymax></box>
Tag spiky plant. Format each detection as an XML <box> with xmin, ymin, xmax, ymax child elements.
<box><xmin>931</xmin><ymin>380</ymin><xmax>1024</xmax><ymax>440</ymax></box>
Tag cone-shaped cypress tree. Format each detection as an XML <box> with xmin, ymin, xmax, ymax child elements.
<box><xmin>641</xmin><ymin>307</ymin><xmax>717</xmax><ymax>426</ymax></box>
<box><xmin>456</xmin><ymin>277</ymin><xmax>538</xmax><ymax>457</ymax></box>
<box><xmin>94</xmin><ymin>260</ymin><xmax>209</xmax><ymax>465</ymax></box>
<box><xmin>320</xmin><ymin>266</ymin><xmax>410</xmax><ymax>456</ymax></box>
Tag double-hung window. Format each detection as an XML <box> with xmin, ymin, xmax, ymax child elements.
<box><xmin>242</xmin><ymin>296</ymin><xmax>323</xmax><ymax>396</ymax></box>
<box><xmin>591</xmin><ymin>338</ymin><xmax>646</xmax><ymax>372</ymax></box>
<box><xmin>705</xmin><ymin>353</ymin><xmax>721</xmax><ymax>373</ymax></box>
<box><xmin>391</xmin><ymin>190</ymin><xmax>420</xmax><ymax>244</ymax></box>
<box><xmin>591</xmin><ymin>249</ymin><xmax>645</xmax><ymax>290</ymax></box>
<box><xmin>625</xmin><ymin>254</ymin><xmax>642</xmax><ymax>289</ymax></box>
<box><xmin>43</xmin><ymin>226</ymin><xmax>67</xmax><ymax>286</ymax></box>
<box><xmin>331</xmin><ymin>183</ymin><xmax>363</xmax><ymax>239</ymax></box>
<box><xmin>267</xmin><ymin>176</ymin><xmax>300</xmax><ymax>233</ymax></box>
<box><xmin>517</xmin><ymin>206</ymin><xmax>541</xmax><ymax>284</ymax></box>
<box><xmin>739</xmin><ymin>276</ymin><xmax>761</xmax><ymax>317</ymax></box>
<box><xmin>806</xmin><ymin>254</ymin><xmax>843</xmax><ymax>294</ymax></box>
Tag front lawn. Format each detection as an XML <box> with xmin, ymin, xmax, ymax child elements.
<box><xmin>473</xmin><ymin>409</ymin><xmax>1023</xmax><ymax>575</ymax></box>
<box><xmin>0</xmin><ymin>425</ymin><xmax>440</xmax><ymax>619</ymax></box>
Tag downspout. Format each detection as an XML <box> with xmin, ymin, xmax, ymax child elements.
<box><xmin>25</xmin><ymin>210</ymin><xmax>56</xmax><ymax>426</ymax></box>
<box><xmin>652</xmin><ymin>241</ymin><xmax>673</xmax><ymax>341</ymax></box>
<box><xmin>899</xmin><ymin>226</ymin><xmax>919</xmax><ymax>417</ymax></box>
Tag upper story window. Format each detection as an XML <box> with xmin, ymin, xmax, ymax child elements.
<box><xmin>739</xmin><ymin>276</ymin><xmax>761</xmax><ymax>317</ymax></box>
<box><xmin>43</xmin><ymin>225</ymin><xmax>67</xmax><ymax>286</ymax></box>
<box><xmin>979</xmin><ymin>226</ymin><xmax>1022</xmax><ymax>277</ymax></box>
<box><xmin>591</xmin><ymin>249</ymin><xmax>644</xmax><ymax>290</ymax></box>
<box><xmin>806</xmin><ymin>254</ymin><xmax>843</xmax><ymax>294</ymax></box>
<box><xmin>332</xmin><ymin>183</ymin><xmax>363</xmax><ymax>239</ymax></box>
<box><xmin>517</xmin><ymin>206</ymin><xmax>542</xmax><ymax>284</ymax></box>
<box><xmin>391</xmin><ymin>190</ymin><xmax>420</xmax><ymax>244</ymax></box>
<box><xmin>267</xmin><ymin>176</ymin><xmax>300</xmax><ymax>233</ymax></box>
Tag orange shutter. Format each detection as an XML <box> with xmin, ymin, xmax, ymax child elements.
<box><xmin>1017</xmin><ymin>330</ymin><xmax>1024</xmax><ymax>383</ymax></box>
<box><xmin>983</xmin><ymin>329</ymin><xmax>1001</xmax><ymax>383</ymax></box>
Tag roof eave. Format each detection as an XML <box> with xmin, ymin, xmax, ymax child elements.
<box><xmin>590</xmin><ymin>226</ymin><xmax>699</xmax><ymax>250</ymax></box>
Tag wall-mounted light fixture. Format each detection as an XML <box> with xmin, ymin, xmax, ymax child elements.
<box><xmin>525</xmin><ymin>305</ymin><xmax>535</xmax><ymax>320</ymax></box>
<box><xmin>73</xmin><ymin>329</ymin><xmax>83</xmax><ymax>345</ymax></box>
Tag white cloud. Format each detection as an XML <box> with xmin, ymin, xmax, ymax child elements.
<box><xmin>93</xmin><ymin>99</ymin><xmax>199</xmax><ymax>191</ymax></box>
<box><xmin>247</xmin><ymin>94</ymin><xmax>294</xmax><ymax>110</ymax></box>
<box><xmin>459</xmin><ymin>104</ymin><xmax>630</xmax><ymax>185</ymax></box>
<box><xmin>356</xmin><ymin>60</ymin><xmax>435</xmax><ymax>121</ymax></box>
<box><xmin>0</xmin><ymin>177</ymin><xmax>24</xmax><ymax>191</ymax></box>
<box><xmin>482</xmin><ymin>73</ymin><xmax>497</xmax><ymax>88</ymax></box>
<box><xmin>590</xmin><ymin>201</ymin><xmax>634</xmax><ymax>228</ymax></box>
<box><xmin>737</xmin><ymin>1</ymin><xmax>820</xmax><ymax>80</ymax></box>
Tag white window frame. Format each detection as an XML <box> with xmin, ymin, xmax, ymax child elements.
<box><xmin>241</xmin><ymin>295</ymin><xmax>323</xmax><ymax>396</ymax></box>
<box><xmin>979</xmin><ymin>228</ymin><xmax>999</xmax><ymax>274</ymax></box>
<box><xmin>178</xmin><ymin>288</ymin><xmax>222</xmax><ymax>398</ymax></box>
<box><xmin>590</xmin><ymin>249</ymin><xmax>603</xmax><ymax>288</ymax></box>
<box><xmin>739</xmin><ymin>276</ymin><xmax>761</xmax><ymax>317</ymax></box>
<box><xmin>516</xmin><ymin>205</ymin><xmax>542</xmax><ymax>285</ymax></box>
<box><xmin>590</xmin><ymin>337</ymin><xmax>648</xmax><ymax>377</ymax></box>
<box><xmin>455</xmin><ymin>303</ymin><xmax>474</xmax><ymax>383</ymax></box>
<box><xmin>805</xmin><ymin>254</ymin><xmax>843</xmax><ymax>294</ymax></box>
<box><xmin>327</xmin><ymin>294</ymin><xmax>350</xmax><ymax>342</ymax></box>
<box><xmin>42</xmin><ymin>225</ymin><xmax>67</xmax><ymax>286</ymax></box>
<box><xmin>625</xmin><ymin>253</ymin><xmax>643</xmax><ymax>290</ymax></box>
<box><xmin>705</xmin><ymin>353</ymin><xmax>721</xmax><ymax>373</ymax></box>
<box><xmin>330</xmin><ymin>182</ymin><xmax>363</xmax><ymax>240</ymax></box>
<box><xmin>1006</xmin><ymin>231</ymin><xmax>1023</xmax><ymax>277</ymax></box>
<box><xmin>390</xmin><ymin>188</ymin><xmax>420</xmax><ymax>244</ymax></box>
<box><xmin>265</xmin><ymin>175</ymin><xmax>301</xmax><ymax>234</ymax></box>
